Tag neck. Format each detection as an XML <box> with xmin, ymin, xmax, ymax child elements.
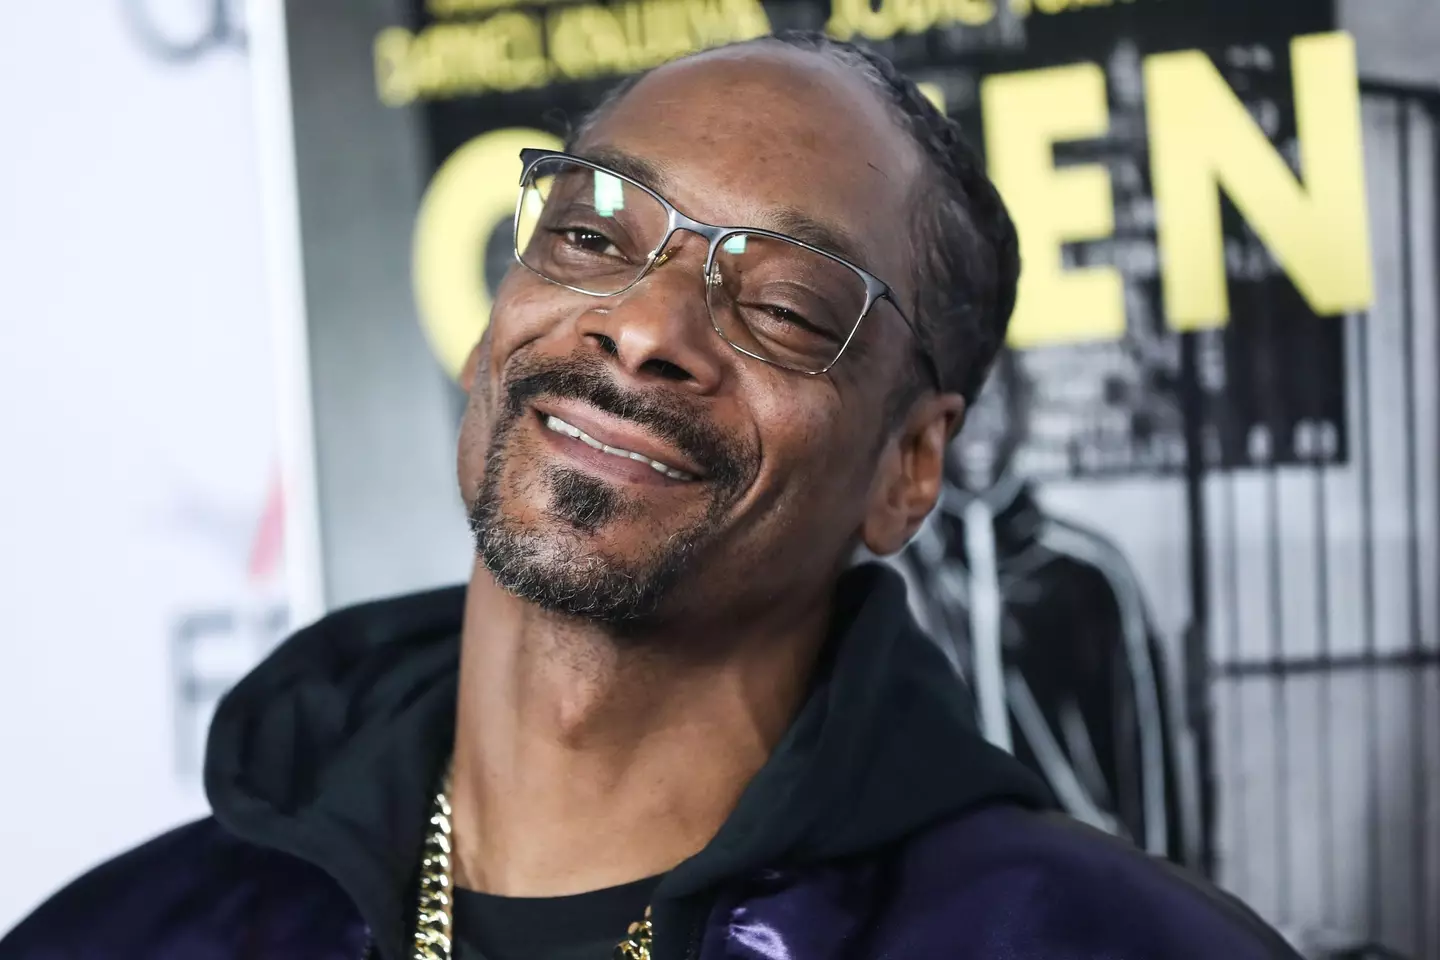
<box><xmin>449</xmin><ymin>562</ymin><xmax>830</xmax><ymax>897</ymax></box>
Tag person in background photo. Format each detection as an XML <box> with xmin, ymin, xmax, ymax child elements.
<box><xmin>895</xmin><ymin>349</ymin><xmax>1197</xmax><ymax>868</ymax></box>
<box><xmin>2</xmin><ymin>31</ymin><xmax>1299</xmax><ymax>960</ymax></box>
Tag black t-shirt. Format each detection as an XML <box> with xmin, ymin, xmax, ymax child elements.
<box><xmin>452</xmin><ymin>874</ymin><xmax>664</xmax><ymax>960</ymax></box>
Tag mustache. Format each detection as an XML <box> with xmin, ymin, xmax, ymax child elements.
<box><xmin>501</xmin><ymin>354</ymin><xmax>752</xmax><ymax>490</ymax></box>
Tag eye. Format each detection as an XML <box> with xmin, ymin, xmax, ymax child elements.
<box><xmin>554</xmin><ymin>227</ymin><xmax>620</xmax><ymax>257</ymax></box>
<box><xmin>764</xmin><ymin>305</ymin><xmax>808</xmax><ymax>326</ymax></box>
<box><xmin>753</xmin><ymin>303</ymin><xmax>838</xmax><ymax>341</ymax></box>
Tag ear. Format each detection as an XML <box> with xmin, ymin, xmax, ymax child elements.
<box><xmin>860</xmin><ymin>393</ymin><xmax>965</xmax><ymax>556</ymax></box>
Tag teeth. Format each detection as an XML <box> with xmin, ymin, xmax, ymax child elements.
<box><xmin>543</xmin><ymin>415</ymin><xmax>695</xmax><ymax>480</ymax></box>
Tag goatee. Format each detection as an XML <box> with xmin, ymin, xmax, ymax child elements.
<box><xmin>467</xmin><ymin>353</ymin><xmax>752</xmax><ymax>626</ymax></box>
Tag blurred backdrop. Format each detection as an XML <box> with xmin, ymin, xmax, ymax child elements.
<box><xmin>0</xmin><ymin>0</ymin><xmax>287</xmax><ymax>940</ymax></box>
<box><xmin>1</xmin><ymin>1</ymin><xmax>1438</xmax><ymax>958</ymax></box>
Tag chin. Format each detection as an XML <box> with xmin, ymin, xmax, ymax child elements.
<box><xmin>469</xmin><ymin>485</ymin><xmax>703</xmax><ymax>628</ymax></box>
<box><xmin>465</xmin><ymin>406</ymin><xmax>742</xmax><ymax>627</ymax></box>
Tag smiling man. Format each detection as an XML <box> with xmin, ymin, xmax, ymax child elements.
<box><xmin>3</xmin><ymin>32</ymin><xmax>1297</xmax><ymax>960</ymax></box>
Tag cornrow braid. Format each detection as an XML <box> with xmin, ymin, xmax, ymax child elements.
<box><xmin>569</xmin><ymin>31</ymin><xmax>1021</xmax><ymax>405</ymax></box>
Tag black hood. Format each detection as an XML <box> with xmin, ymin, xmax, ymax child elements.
<box><xmin>205</xmin><ymin>563</ymin><xmax>1052</xmax><ymax>960</ymax></box>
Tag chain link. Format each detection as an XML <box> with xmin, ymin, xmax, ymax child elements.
<box><xmin>398</xmin><ymin>768</ymin><xmax>653</xmax><ymax>960</ymax></box>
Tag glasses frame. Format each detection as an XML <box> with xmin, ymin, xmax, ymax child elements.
<box><xmin>513</xmin><ymin>148</ymin><xmax>938</xmax><ymax>384</ymax></box>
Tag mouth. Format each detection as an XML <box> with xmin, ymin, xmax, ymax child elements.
<box><xmin>533</xmin><ymin>403</ymin><xmax>702</xmax><ymax>484</ymax></box>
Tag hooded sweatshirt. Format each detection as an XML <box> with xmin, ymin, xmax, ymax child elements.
<box><xmin>1</xmin><ymin>563</ymin><xmax>1299</xmax><ymax>960</ymax></box>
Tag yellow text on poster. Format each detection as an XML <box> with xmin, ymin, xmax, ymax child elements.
<box><xmin>980</xmin><ymin>29</ymin><xmax>1371</xmax><ymax>346</ymax></box>
<box><xmin>1145</xmin><ymin>31</ymin><xmax>1373</xmax><ymax>329</ymax></box>
<box><xmin>376</xmin><ymin>0</ymin><xmax>770</xmax><ymax>106</ymax></box>
<box><xmin>983</xmin><ymin>62</ymin><xmax>1124</xmax><ymax>348</ymax></box>
<box><xmin>828</xmin><ymin>0</ymin><xmax>996</xmax><ymax>41</ymax></box>
<box><xmin>828</xmin><ymin>0</ymin><xmax>1152</xmax><ymax>42</ymax></box>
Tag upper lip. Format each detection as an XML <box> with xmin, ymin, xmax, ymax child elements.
<box><xmin>533</xmin><ymin>399</ymin><xmax>706</xmax><ymax>479</ymax></box>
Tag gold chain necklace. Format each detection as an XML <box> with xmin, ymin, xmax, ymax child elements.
<box><xmin>407</xmin><ymin>770</ymin><xmax>655</xmax><ymax>960</ymax></box>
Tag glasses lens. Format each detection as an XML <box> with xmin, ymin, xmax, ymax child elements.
<box><xmin>706</xmin><ymin>232</ymin><xmax>870</xmax><ymax>375</ymax></box>
<box><xmin>515</xmin><ymin>158</ymin><xmax>668</xmax><ymax>296</ymax></box>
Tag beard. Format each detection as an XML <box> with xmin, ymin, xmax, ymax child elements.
<box><xmin>467</xmin><ymin>352</ymin><xmax>754</xmax><ymax>627</ymax></box>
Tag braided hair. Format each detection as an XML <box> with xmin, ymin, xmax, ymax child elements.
<box><xmin>569</xmin><ymin>31</ymin><xmax>1020</xmax><ymax>407</ymax></box>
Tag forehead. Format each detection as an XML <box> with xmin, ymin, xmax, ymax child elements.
<box><xmin>574</xmin><ymin>47</ymin><xmax>923</xmax><ymax>286</ymax></box>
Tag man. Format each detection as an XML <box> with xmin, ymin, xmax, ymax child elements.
<box><xmin>3</xmin><ymin>32</ymin><xmax>1296</xmax><ymax>960</ymax></box>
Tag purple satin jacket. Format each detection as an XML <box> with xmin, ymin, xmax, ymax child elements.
<box><xmin>2</xmin><ymin>805</ymin><xmax>1295</xmax><ymax>959</ymax></box>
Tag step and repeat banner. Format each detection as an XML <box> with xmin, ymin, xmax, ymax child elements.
<box><xmin>0</xmin><ymin>3</ymin><xmax>289</xmax><ymax>934</ymax></box>
<box><xmin>274</xmin><ymin>0</ymin><xmax>1438</xmax><ymax>956</ymax></box>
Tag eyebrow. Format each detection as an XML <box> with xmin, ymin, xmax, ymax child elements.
<box><xmin>575</xmin><ymin>147</ymin><xmax>875</xmax><ymax>274</ymax></box>
<box><xmin>762</xmin><ymin>207</ymin><xmax>870</xmax><ymax>272</ymax></box>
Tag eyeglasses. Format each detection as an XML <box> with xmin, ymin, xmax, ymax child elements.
<box><xmin>512</xmin><ymin>148</ymin><xmax>937</xmax><ymax>382</ymax></box>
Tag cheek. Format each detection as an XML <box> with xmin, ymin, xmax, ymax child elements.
<box><xmin>456</xmin><ymin>334</ymin><xmax>506</xmax><ymax>498</ymax></box>
<box><xmin>488</xmin><ymin>270</ymin><xmax>573</xmax><ymax>358</ymax></box>
<box><xmin>456</xmin><ymin>392</ymin><xmax>492</xmax><ymax>501</ymax></box>
<box><xmin>465</xmin><ymin>279</ymin><xmax>567</xmax><ymax>478</ymax></box>
<box><xmin>753</xmin><ymin>393</ymin><xmax>875</xmax><ymax>524</ymax></box>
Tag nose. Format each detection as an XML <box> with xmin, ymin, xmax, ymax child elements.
<box><xmin>573</xmin><ymin>247</ymin><xmax>726</xmax><ymax>393</ymax></box>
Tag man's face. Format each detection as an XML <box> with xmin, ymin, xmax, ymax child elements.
<box><xmin>459</xmin><ymin>47</ymin><xmax>933</xmax><ymax>629</ymax></box>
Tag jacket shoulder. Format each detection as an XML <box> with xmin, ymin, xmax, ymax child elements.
<box><xmin>0</xmin><ymin>817</ymin><xmax>363</xmax><ymax>959</ymax></box>
<box><xmin>893</xmin><ymin>806</ymin><xmax>1300</xmax><ymax>959</ymax></box>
